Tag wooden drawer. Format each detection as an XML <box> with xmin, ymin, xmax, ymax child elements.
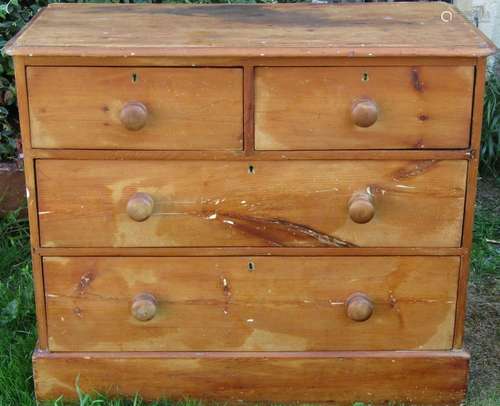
<box><xmin>255</xmin><ymin>66</ymin><xmax>474</xmax><ymax>150</ymax></box>
<box><xmin>27</xmin><ymin>67</ymin><xmax>243</xmax><ymax>150</ymax></box>
<box><xmin>44</xmin><ymin>256</ymin><xmax>459</xmax><ymax>351</ymax></box>
<box><xmin>37</xmin><ymin>159</ymin><xmax>467</xmax><ymax>248</ymax></box>
<box><xmin>36</xmin><ymin>159</ymin><xmax>467</xmax><ymax>248</ymax></box>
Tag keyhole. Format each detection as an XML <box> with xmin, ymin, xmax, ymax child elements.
<box><xmin>248</xmin><ymin>164</ymin><xmax>255</xmax><ymax>175</ymax></box>
<box><xmin>132</xmin><ymin>73</ymin><xmax>138</xmax><ymax>83</ymax></box>
<box><xmin>248</xmin><ymin>261</ymin><xmax>255</xmax><ymax>272</ymax></box>
<box><xmin>362</xmin><ymin>72</ymin><xmax>369</xmax><ymax>82</ymax></box>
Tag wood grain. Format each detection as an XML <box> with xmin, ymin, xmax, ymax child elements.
<box><xmin>27</xmin><ymin>67</ymin><xmax>243</xmax><ymax>150</ymax></box>
<box><xmin>255</xmin><ymin>66</ymin><xmax>474</xmax><ymax>150</ymax></box>
<box><xmin>5</xmin><ymin>3</ymin><xmax>491</xmax><ymax>403</ymax></box>
<box><xmin>35</xmin><ymin>246</ymin><xmax>465</xmax><ymax>257</ymax></box>
<box><xmin>20</xmin><ymin>55</ymin><xmax>480</xmax><ymax>67</ymax></box>
<box><xmin>5</xmin><ymin>3</ymin><xmax>496</xmax><ymax>57</ymax></box>
<box><xmin>33</xmin><ymin>349</ymin><xmax>470</xmax><ymax>404</ymax></box>
<box><xmin>13</xmin><ymin>56</ymin><xmax>49</xmax><ymax>349</ymax></box>
<box><xmin>243</xmin><ymin>65</ymin><xmax>255</xmax><ymax>154</ymax></box>
<box><xmin>43</xmin><ymin>256</ymin><xmax>459</xmax><ymax>352</ymax></box>
<box><xmin>36</xmin><ymin>159</ymin><xmax>467</xmax><ymax>248</ymax></box>
<box><xmin>30</xmin><ymin>148</ymin><xmax>473</xmax><ymax>161</ymax></box>
<box><xmin>454</xmin><ymin>58</ymin><xmax>488</xmax><ymax>348</ymax></box>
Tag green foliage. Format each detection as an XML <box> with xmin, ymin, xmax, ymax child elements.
<box><xmin>481</xmin><ymin>68</ymin><xmax>500</xmax><ymax>175</ymax></box>
<box><xmin>1</xmin><ymin>0</ymin><xmax>48</xmax><ymax>161</ymax></box>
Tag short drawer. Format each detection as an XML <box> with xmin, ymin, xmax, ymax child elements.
<box><xmin>255</xmin><ymin>66</ymin><xmax>473</xmax><ymax>150</ymax></box>
<box><xmin>44</xmin><ymin>256</ymin><xmax>459</xmax><ymax>351</ymax></box>
<box><xmin>36</xmin><ymin>159</ymin><xmax>467</xmax><ymax>248</ymax></box>
<box><xmin>27</xmin><ymin>67</ymin><xmax>243</xmax><ymax>150</ymax></box>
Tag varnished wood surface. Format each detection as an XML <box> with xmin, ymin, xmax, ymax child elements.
<box><xmin>4</xmin><ymin>3</ymin><xmax>496</xmax><ymax>57</ymax></box>
<box><xmin>33</xmin><ymin>349</ymin><xmax>469</xmax><ymax>404</ymax></box>
<box><xmin>27</xmin><ymin>67</ymin><xmax>243</xmax><ymax>150</ymax></box>
<box><xmin>36</xmin><ymin>160</ymin><xmax>467</xmax><ymax>248</ymax></box>
<box><xmin>44</xmin><ymin>256</ymin><xmax>458</xmax><ymax>352</ymax></box>
<box><xmin>255</xmin><ymin>66</ymin><xmax>473</xmax><ymax>150</ymax></box>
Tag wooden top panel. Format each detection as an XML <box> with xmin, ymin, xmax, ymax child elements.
<box><xmin>4</xmin><ymin>3</ymin><xmax>496</xmax><ymax>58</ymax></box>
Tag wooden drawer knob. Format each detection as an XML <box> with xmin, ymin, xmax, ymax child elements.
<box><xmin>127</xmin><ymin>192</ymin><xmax>154</xmax><ymax>222</ymax></box>
<box><xmin>346</xmin><ymin>293</ymin><xmax>373</xmax><ymax>322</ymax></box>
<box><xmin>351</xmin><ymin>99</ymin><xmax>378</xmax><ymax>128</ymax></box>
<box><xmin>120</xmin><ymin>101</ymin><xmax>148</xmax><ymax>131</ymax></box>
<box><xmin>131</xmin><ymin>293</ymin><xmax>157</xmax><ymax>322</ymax></box>
<box><xmin>348</xmin><ymin>192</ymin><xmax>375</xmax><ymax>224</ymax></box>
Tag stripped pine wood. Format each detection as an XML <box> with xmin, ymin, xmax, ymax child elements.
<box><xmin>454</xmin><ymin>58</ymin><xmax>488</xmax><ymax>348</ymax></box>
<box><xmin>4</xmin><ymin>3</ymin><xmax>494</xmax><ymax>403</ymax></box>
<box><xmin>36</xmin><ymin>160</ymin><xmax>467</xmax><ymax>248</ymax></box>
<box><xmin>13</xmin><ymin>57</ymin><xmax>49</xmax><ymax>349</ymax></box>
<box><xmin>34</xmin><ymin>246</ymin><xmax>466</xmax><ymax>258</ymax></box>
<box><xmin>43</xmin><ymin>256</ymin><xmax>459</xmax><ymax>352</ymax></box>
<box><xmin>29</xmin><ymin>149</ymin><xmax>473</xmax><ymax>160</ymax></box>
<box><xmin>5</xmin><ymin>3</ymin><xmax>495</xmax><ymax>57</ymax></box>
<box><xmin>27</xmin><ymin>67</ymin><xmax>243</xmax><ymax>150</ymax></box>
<box><xmin>33</xmin><ymin>350</ymin><xmax>470</xmax><ymax>404</ymax></box>
<box><xmin>255</xmin><ymin>66</ymin><xmax>474</xmax><ymax>150</ymax></box>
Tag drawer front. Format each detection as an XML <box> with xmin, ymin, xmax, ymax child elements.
<box><xmin>255</xmin><ymin>66</ymin><xmax>473</xmax><ymax>150</ymax></box>
<box><xmin>36</xmin><ymin>160</ymin><xmax>467</xmax><ymax>248</ymax></box>
<box><xmin>27</xmin><ymin>67</ymin><xmax>243</xmax><ymax>150</ymax></box>
<box><xmin>44</xmin><ymin>256</ymin><xmax>459</xmax><ymax>351</ymax></box>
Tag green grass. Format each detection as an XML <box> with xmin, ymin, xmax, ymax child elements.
<box><xmin>0</xmin><ymin>180</ymin><xmax>499</xmax><ymax>406</ymax></box>
<box><xmin>0</xmin><ymin>209</ymin><xmax>37</xmax><ymax>405</ymax></box>
<box><xmin>470</xmin><ymin>178</ymin><xmax>500</xmax><ymax>281</ymax></box>
<box><xmin>464</xmin><ymin>177</ymin><xmax>500</xmax><ymax>404</ymax></box>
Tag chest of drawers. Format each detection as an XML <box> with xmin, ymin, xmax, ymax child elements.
<box><xmin>5</xmin><ymin>3</ymin><xmax>496</xmax><ymax>404</ymax></box>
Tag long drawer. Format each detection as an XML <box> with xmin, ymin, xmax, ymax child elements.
<box><xmin>36</xmin><ymin>159</ymin><xmax>467</xmax><ymax>248</ymax></box>
<box><xmin>255</xmin><ymin>66</ymin><xmax>474</xmax><ymax>150</ymax></box>
<box><xmin>27</xmin><ymin>67</ymin><xmax>243</xmax><ymax>150</ymax></box>
<box><xmin>44</xmin><ymin>256</ymin><xmax>459</xmax><ymax>351</ymax></box>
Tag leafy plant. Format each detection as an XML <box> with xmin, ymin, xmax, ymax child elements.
<box><xmin>0</xmin><ymin>0</ymin><xmax>47</xmax><ymax>161</ymax></box>
<box><xmin>481</xmin><ymin>66</ymin><xmax>500</xmax><ymax>175</ymax></box>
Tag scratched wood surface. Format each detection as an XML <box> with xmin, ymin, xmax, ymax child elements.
<box><xmin>33</xmin><ymin>350</ymin><xmax>469</xmax><ymax>404</ymax></box>
<box><xmin>255</xmin><ymin>66</ymin><xmax>474</xmax><ymax>150</ymax></box>
<box><xmin>4</xmin><ymin>3</ymin><xmax>496</xmax><ymax>57</ymax></box>
<box><xmin>36</xmin><ymin>159</ymin><xmax>467</xmax><ymax>248</ymax></box>
<box><xmin>43</xmin><ymin>256</ymin><xmax>459</xmax><ymax>352</ymax></box>
<box><xmin>27</xmin><ymin>67</ymin><xmax>243</xmax><ymax>150</ymax></box>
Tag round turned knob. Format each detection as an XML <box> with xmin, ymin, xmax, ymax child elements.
<box><xmin>346</xmin><ymin>293</ymin><xmax>373</xmax><ymax>322</ymax></box>
<box><xmin>127</xmin><ymin>192</ymin><xmax>154</xmax><ymax>222</ymax></box>
<box><xmin>120</xmin><ymin>101</ymin><xmax>148</xmax><ymax>131</ymax></box>
<box><xmin>351</xmin><ymin>99</ymin><xmax>378</xmax><ymax>128</ymax></box>
<box><xmin>131</xmin><ymin>293</ymin><xmax>158</xmax><ymax>322</ymax></box>
<box><xmin>348</xmin><ymin>192</ymin><xmax>375</xmax><ymax>224</ymax></box>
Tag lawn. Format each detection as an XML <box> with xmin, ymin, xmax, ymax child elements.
<box><xmin>0</xmin><ymin>178</ymin><xmax>499</xmax><ymax>406</ymax></box>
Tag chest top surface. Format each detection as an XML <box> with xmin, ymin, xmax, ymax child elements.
<box><xmin>4</xmin><ymin>2</ymin><xmax>496</xmax><ymax>58</ymax></box>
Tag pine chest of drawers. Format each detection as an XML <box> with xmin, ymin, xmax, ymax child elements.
<box><xmin>5</xmin><ymin>3</ymin><xmax>496</xmax><ymax>404</ymax></box>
